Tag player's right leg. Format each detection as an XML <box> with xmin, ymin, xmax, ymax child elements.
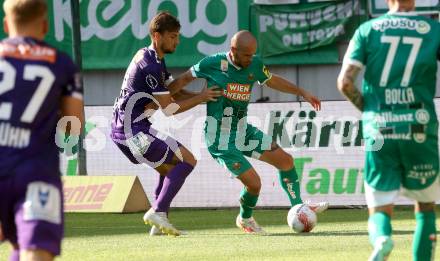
<box><xmin>13</xmin><ymin>172</ymin><xmax>64</xmax><ymax>261</ymax></box>
<box><xmin>235</xmin><ymin>168</ymin><xmax>266</xmax><ymax>235</ymax></box>
<box><xmin>112</xmin><ymin>129</ymin><xmax>196</xmax><ymax>236</ymax></box>
<box><xmin>208</xmin><ymin>144</ymin><xmax>266</xmax><ymax>235</ymax></box>
<box><xmin>364</xmin><ymin>139</ymin><xmax>401</xmax><ymax>261</ymax></box>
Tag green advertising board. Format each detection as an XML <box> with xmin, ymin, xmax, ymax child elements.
<box><xmin>250</xmin><ymin>0</ymin><xmax>368</xmax><ymax>64</ymax></box>
<box><xmin>0</xmin><ymin>0</ymin><xmax>252</xmax><ymax>69</ymax></box>
<box><xmin>0</xmin><ymin>0</ymin><xmax>370</xmax><ymax>68</ymax></box>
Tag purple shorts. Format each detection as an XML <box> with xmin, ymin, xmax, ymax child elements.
<box><xmin>0</xmin><ymin>171</ymin><xmax>63</xmax><ymax>256</ymax></box>
<box><xmin>111</xmin><ymin>127</ymin><xmax>182</xmax><ymax>168</ymax></box>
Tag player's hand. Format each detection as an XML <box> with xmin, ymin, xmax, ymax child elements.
<box><xmin>199</xmin><ymin>86</ymin><xmax>222</xmax><ymax>102</ymax></box>
<box><xmin>302</xmin><ymin>91</ymin><xmax>321</xmax><ymax>111</ymax></box>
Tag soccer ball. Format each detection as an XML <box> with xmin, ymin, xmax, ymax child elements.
<box><xmin>287</xmin><ymin>204</ymin><xmax>317</xmax><ymax>233</ymax></box>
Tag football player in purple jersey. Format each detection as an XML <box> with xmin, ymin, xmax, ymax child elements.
<box><xmin>0</xmin><ymin>0</ymin><xmax>84</xmax><ymax>260</ymax></box>
<box><xmin>110</xmin><ymin>12</ymin><xmax>220</xmax><ymax>236</ymax></box>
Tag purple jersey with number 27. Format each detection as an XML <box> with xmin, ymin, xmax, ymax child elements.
<box><xmin>0</xmin><ymin>37</ymin><xmax>83</xmax><ymax>177</ymax></box>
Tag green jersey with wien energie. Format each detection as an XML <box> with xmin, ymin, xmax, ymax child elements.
<box><xmin>190</xmin><ymin>52</ymin><xmax>272</xmax><ymax>131</ymax></box>
<box><xmin>344</xmin><ymin>12</ymin><xmax>440</xmax><ymax>140</ymax></box>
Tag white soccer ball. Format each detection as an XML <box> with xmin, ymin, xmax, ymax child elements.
<box><xmin>287</xmin><ymin>204</ymin><xmax>317</xmax><ymax>233</ymax></box>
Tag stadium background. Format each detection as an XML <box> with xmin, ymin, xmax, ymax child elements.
<box><xmin>1</xmin><ymin>0</ymin><xmax>438</xmax><ymax>208</ymax></box>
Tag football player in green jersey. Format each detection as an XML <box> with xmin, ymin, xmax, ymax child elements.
<box><xmin>170</xmin><ymin>30</ymin><xmax>329</xmax><ymax>234</ymax></box>
<box><xmin>337</xmin><ymin>0</ymin><xmax>440</xmax><ymax>260</ymax></box>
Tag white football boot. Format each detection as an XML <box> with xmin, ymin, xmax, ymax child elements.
<box><xmin>143</xmin><ymin>208</ymin><xmax>181</xmax><ymax>236</ymax></box>
<box><xmin>149</xmin><ymin>225</ymin><xmax>165</xmax><ymax>236</ymax></box>
<box><xmin>304</xmin><ymin>201</ymin><xmax>329</xmax><ymax>214</ymax></box>
<box><xmin>368</xmin><ymin>236</ymin><xmax>394</xmax><ymax>261</ymax></box>
<box><xmin>236</xmin><ymin>215</ymin><xmax>267</xmax><ymax>235</ymax></box>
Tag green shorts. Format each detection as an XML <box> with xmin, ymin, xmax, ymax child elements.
<box><xmin>205</xmin><ymin>124</ymin><xmax>273</xmax><ymax>176</ymax></box>
<box><xmin>364</xmin><ymin>135</ymin><xmax>439</xmax><ymax>191</ymax></box>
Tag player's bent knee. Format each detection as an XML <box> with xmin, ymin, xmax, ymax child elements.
<box><xmin>246</xmin><ymin>183</ymin><xmax>261</xmax><ymax>195</ymax></box>
<box><xmin>415</xmin><ymin>201</ymin><xmax>435</xmax><ymax>212</ymax></box>
<box><xmin>275</xmin><ymin>151</ymin><xmax>294</xmax><ymax>170</ymax></box>
<box><xmin>177</xmin><ymin>147</ymin><xmax>197</xmax><ymax>167</ymax></box>
<box><xmin>184</xmin><ymin>155</ymin><xmax>197</xmax><ymax>167</ymax></box>
<box><xmin>20</xmin><ymin>249</ymin><xmax>54</xmax><ymax>261</ymax></box>
<box><xmin>248</xmin><ymin>178</ymin><xmax>262</xmax><ymax>194</ymax></box>
<box><xmin>238</xmin><ymin>170</ymin><xmax>261</xmax><ymax>194</ymax></box>
<box><xmin>283</xmin><ymin>155</ymin><xmax>294</xmax><ymax>169</ymax></box>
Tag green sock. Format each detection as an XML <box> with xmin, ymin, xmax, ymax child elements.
<box><xmin>413</xmin><ymin>211</ymin><xmax>436</xmax><ymax>261</ymax></box>
<box><xmin>278</xmin><ymin>167</ymin><xmax>303</xmax><ymax>206</ymax></box>
<box><xmin>239</xmin><ymin>189</ymin><xmax>259</xmax><ymax>219</ymax></box>
<box><xmin>368</xmin><ymin>212</ymin><xmax>392</xmax><ymax>245</ymax></box>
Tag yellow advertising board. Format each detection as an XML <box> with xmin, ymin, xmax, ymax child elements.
<box><xmin>62</xmin><ymin>176</ymin><xmax>149</xmax><ymax>213</ymax></box>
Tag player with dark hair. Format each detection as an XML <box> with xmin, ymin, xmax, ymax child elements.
<box><xmin>110</xmin><ymin>12</ymin><xmax>220</xmax><ymax>236</ymax></box>
<box><xmin>338</xmin><ymin>0</ymin><xmax>440</xmax><ymax>259</ymax></box>
<box><xmin>0</xmin><ymin>0</ymin><xmax>84</xmax><ymax>260</ymax></box>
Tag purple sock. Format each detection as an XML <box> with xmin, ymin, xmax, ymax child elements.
<box><xmin>154</xmin><ymin>162</ymin><xmax>193</xmax><ymax>213</ymax></box>
<box><xmin>154</xmin><ymin>175</ymin><xmax>165</xmax><ymax>201</ymax></box>
<box><xmin>9</xmin><ymin>249</ymin><xmax>19</xmax><ymax>261</ymax></box>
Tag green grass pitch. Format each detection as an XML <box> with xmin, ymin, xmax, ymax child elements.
<box><xmin>1</xmin><ymin>208</ymin><xmax>439</xmax><ymax>260</ymax></box>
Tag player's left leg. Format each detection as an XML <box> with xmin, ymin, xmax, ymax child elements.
<box><xmin>399</xmin><ymin>133</ymin><xmax>440</xmax><ymax>260</ymax></box>
<box><xmin>143</xmin><ymin>145</ymin><xmax>196</xmax><ymax>236</ymax></box>
<box><xmin>259</xmin><ymin>145</ymin><xmax>328</xmax><ymax>213</ymax></box>
<box><xmin>259</xmin><ymin>143</ymin><xmax>303</xmax><ymax>205</ymax></box>
<box><xmin>9</xmin><ymin>245</ymin><xmax>19</xmax><ymax>261</ymax></box>
<box><xmin>149</xmin><ymin>166</ymin><xmax>167</xmax><ymax>236</ymax></box>
<box><xmin>20</xmin><ymin>249</ymin><xmax>54</xmax><ymax>261</ymax></box>
<box><xmin>152</xmin><ymin>145</ymin><xmax>196</xmax><ymax>214</ymax></box>
<box><xmin>364</xmin><ymin>138</ymin><xmax>402</xmax><ymax>261</ymax></box>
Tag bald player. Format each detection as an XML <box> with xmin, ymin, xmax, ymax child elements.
<box><xmin>169</xmin><ymin>30</ymin><xmax>329</xmax><ymax>234</ymax></box>
<box><xmin>338</xmin><ymin>0</ymin><xmax>440</xmax><ymax>260</ymax></box>
<box><xmin>0</xmin><ymin>0</ymin><xmax>84</xmax><ymax>260</ymax></box>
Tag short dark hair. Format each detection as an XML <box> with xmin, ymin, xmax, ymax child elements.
<box><xmin>149</xmin><ymin>11</ymin><xmax>181</xmax><ymax>35</ymax></box>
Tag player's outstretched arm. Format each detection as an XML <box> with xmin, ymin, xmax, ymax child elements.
<box><xmin>153</xmin><ymin>87</ymin><xmax>221</xmax><ymax>116</ymax></box>
<box><xmin>337</xmin><ymin>64</ymin><xmax>363</xmax><ymax>112</ymax></box>
<box><xmin>168</xmin><ymin>70</ymin><xmax>196</xmax><ymax>95</ymax></box>
<box><xmin>266</xmin><ymin>74</ymin><xmax>321</xmax><ymax>111</ymax></box>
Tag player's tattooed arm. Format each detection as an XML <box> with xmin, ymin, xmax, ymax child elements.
<box><xmin>337</xmin><ymin>64</ymin><xmax>363</xmax><ymax>112</ymax></box>
<box><xmin>168</xmin><ymin>70</ymin><xmax>196</xmax><ymax>95</ymax></box>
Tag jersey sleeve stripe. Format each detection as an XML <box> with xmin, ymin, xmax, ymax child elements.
<box><xmin>190</xmin><ymin>67</ymin><xmax>197</xmax><ymax>77</ymax></box>
<box><xmin>152</xmin><ymin>91</ymin><xmax>170</xmax><ymax>95</ymax></box>
<box><xmin>258</xmin><ymin>73</ymin><xmax>273</xmax><ymax>85</ymax></box>
<box><xmin>344</xmin><ymin>58</ymin><xmax>364</xmax><ymax>69</ymax></box>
